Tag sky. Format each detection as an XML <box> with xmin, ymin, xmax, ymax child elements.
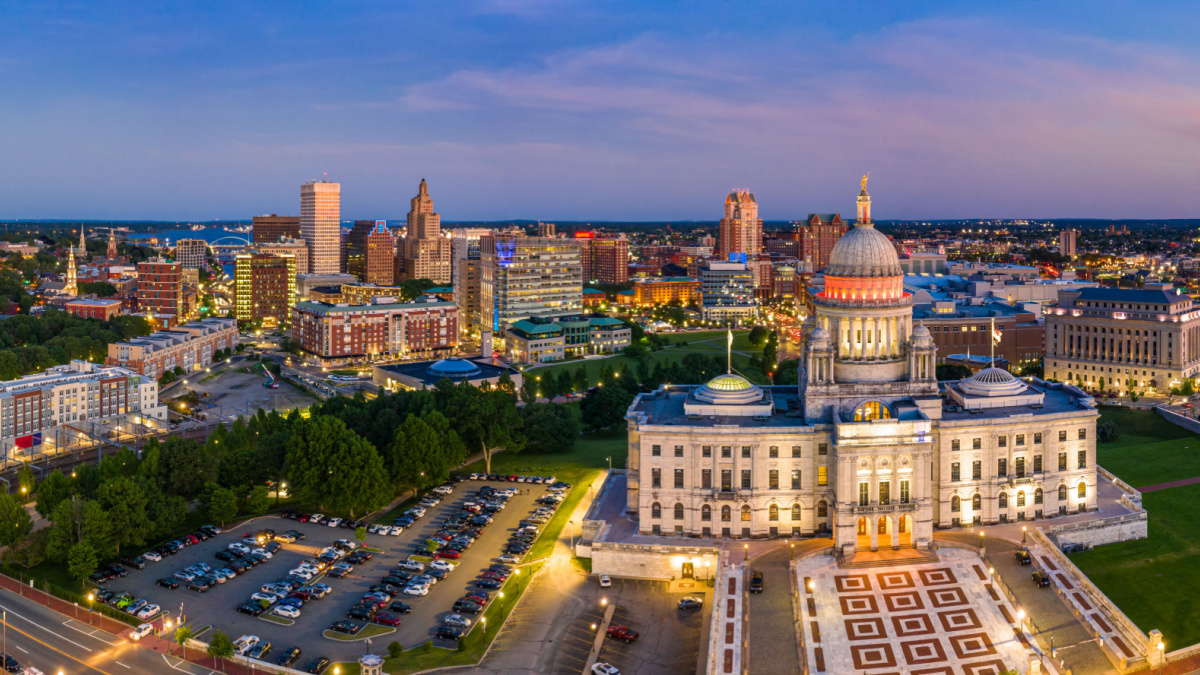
<box><xmin>2</xmin><ymin>1</ymin><xmax>1200</xmax><ymax>221</ymax></box>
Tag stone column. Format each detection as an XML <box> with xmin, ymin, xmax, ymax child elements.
<box><xmin>869</xmin><ymin>517</ymin><xmax>879</xmax><ymax>552</ymax></box>
<box><xmin>891</xmin><ymin>518</ymin><xmax>900</xmax><ymax>550</ymax></box>
<box><xmin>872</xmin><ymin>318</ymin><xmax>881</xmax><ymax>359</ymax></box>
<box><xmin>891</xmin><ymin>316</ymin><xmax>899</xmax><ymax>358</ymax></box>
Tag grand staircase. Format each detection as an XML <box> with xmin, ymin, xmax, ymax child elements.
<box><xmin>836</xmin><ymin>547</ymin><xmax>940</xmax><ymax>569</ymax></box>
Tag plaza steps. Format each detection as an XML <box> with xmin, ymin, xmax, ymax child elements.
<box><xmin>836</xmin><ymin>548</ymin><xmax>939</xmax><ymax>569</ymax></box>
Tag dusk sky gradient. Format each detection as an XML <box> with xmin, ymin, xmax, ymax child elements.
<box><xmin>3</xmin><ymin>1</ymin><xmax>1200</xmax><ymax>221</ymax></box>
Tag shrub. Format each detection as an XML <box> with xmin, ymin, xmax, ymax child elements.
<box><xmin>388</xmin><ymin>641</ymin><xmax>403</xmax><ymax>658</ymax></box>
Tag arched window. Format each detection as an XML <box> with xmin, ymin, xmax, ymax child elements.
<box><xmin>1017</xmin><ymin>491</ymin><xmax>1026</xmax><ymax>507</ymax></box>
<box><xmin>701</xmin><ymin>505</ymin><xmax>712</xmax><ymax>521</ymax></box>
<box><xmin>791</xmin><ymin>504</ymin><xmax>802</xmax><ymax>520</ymax></box>
<box><xmin>999</xmin><ymin>492</ymin><xmax>1008</xmax><ymax>508</ymax></box>
<box><xmin>721</xmin><ymin>505</ymin><xmax>731</xmax><ymax>522</ymax></box>
<box><xmin>1078</xmin><ymin>482</ymin><xmax>1087</xmax><ymax>498</ymax></box>
<box><xmin>768</xmin><ymin>504</ymin><xmax>779</xmax><ymax>521</ymax></box>
<box><xmin>674</xmin><ymin>503</ymin><xmax>684</xmax><ymax>520</ymax></box>
<box><xmin>651</xmin><ymin>502</ymin><xmax>661</xmax><ymax>519</ymax></box>
<box><xmin>972</xmin><ymin>494</ymin><xmax>982</xmax><ymax>510</ymax></box>
<box><xmin>1035</xmin><ymin>488</ymin><xmax>1044</xmax><ymax>505</ymax></box>
<box><xmin>741</xmin><ymin>505</ymin><xmax>751</xmax><ymax>521</ymax></box>
<box><xmin>817</xmin><ymin>501</ymin><xmax>828</xmax><ymax>517</ymax></box>
<box><xmin>1058</xmin><ymin>485</ymin><xmax>1068</xmax><ymax>501</ymax></box>
<box><xmin>853</xmin><ymin>401</ymin><xmax>893</xmax><ymax>422</ymax></box>
<box><xmin>951</xmin><ymin>496</ymin><xmax>960</xmax><ymax>512</ymax></box>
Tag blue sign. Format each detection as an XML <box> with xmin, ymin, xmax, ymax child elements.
<box><xmin>727</xmin><ymin>252</ymin><xmax>747</xmax><ymax>264</ymax></box>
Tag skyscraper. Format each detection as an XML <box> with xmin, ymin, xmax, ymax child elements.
<box><xmin>175</xmin><ymin>239</ymin><xmax>208</xmax><ymax>270</ymax></box>
<box><xmin>480</xmin><ymin>234</ymin><xmax>582</xmax><ymax>331</ymax></box>
<box><xmin>1059</xmin><ymin>229</ymin><xmax>1078</xmax><ymax>260</ymax></box>
<box><xmin>235</xmin><ymin>253</ymin><xmax>296</xmax><ymax>327</ymax></box>
<box><xmin>365</xmin><ymin>221</ymin><xmax>395</xmax><ymax>286</ymax></box>
<box><xmin>403</xmin><ymin>179</ymin><xmax>452</xmax><ymax>284</ymax></box>
<box><xmin>577</xmin><ymin>232</ymin><xmax>630</xmax><ymax>284</ymax></box>
<box><xmin>718</xmin><ymin>190</ymin><xmax>763</xmax><ymax>260</ymax></box>
<box><xmin>301</xmin><ymin>181</ymin><xmax>341</xmax><ymax>274</ymax></box>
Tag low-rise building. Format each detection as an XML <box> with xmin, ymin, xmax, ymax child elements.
<box><xmin>910</xmin><ymin>301</ymin><xmax>1044</xmax><ymax>370</ymax></box>
<box><xmin>64</xmin><ymin>298</ymin><xmax>123</xmax><ymax>321</ymax></box>
<box><xmin>106</xmin><ymin>317</ymin><xmax>238</xmax><ymax>379</ymax></box>
<box><xmin>504</xmin><ymin>315</ymin><xmax>632</xmax><ymax>364</ymax></box>
<box><xmin>290</xmin><ymin>296</ymin><xmax>459</xmax><ymax>365</ymax></box>
<box><xmin>373</xmin><ymin>357</ymin><xmax>521</xmax><ymax>392</ymax></box>
<box><xmin>631</xmin><ymin>276</ymin><xmax>700</xmax><ymax>307</ymax></box>
<box><xmin>0</xmin><ymin>360</ymin><xmax>167</xmax><ymax>459</ymax></box>
<box><xmin>699</xmin><ymin>261</ymin><xmax>755</xmax><ymax>323</ymax></box>
<box><xmin>581</xmin><ymin>288</ymin><xmax>607</xmax><ymax>309</ymax></box>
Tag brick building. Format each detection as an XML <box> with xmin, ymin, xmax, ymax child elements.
<box><xmin>106</xmin><ymin>317</ymin><xmax>238</xmax><ymax>379</ymax></box>
<box><xmin>234</xmin><ymin>253</ymin><xmax>296</xmax><ymax>327</ymax></box>
<box><xmin>290</xmin><ymin>296</ymin><xmax>459</xmax><ymax>365</ymax></box>
<box><xmin>577</xmin><ymin>233</ymin><xmax>630</xmax><ymax>284</ymax></box>
<box><xmin>137</xmin><ymin>259</ymin><xmax>183</xmax><ymax>320</ymax></box>
<box><xmin>798</xmin><ymin>213</ymin><xmax>848</xmax><ymax>271</ymax></box>
<box><xmin>252</xmin><ymin>215</ymin><xmax>301</xmax><ymax>244</ymax></box>
<box><xmin>64</xmin><ymin>298</ymin><xmax>124</xmax><ymax>321</ymax></box>
<box><xmin>631</xmin><ymin>276</ymin><xmax>700</xmax><ymax>307</ymax></box>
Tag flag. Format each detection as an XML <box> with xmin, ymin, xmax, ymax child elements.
<box><xmin>992</xmin><ymin>327</ymin><xmax>1003</xmax><ymax>345</ymax></box>
<box><xmin>727</xmin><ymin>328</ymin><xmax>733</xmax><ymax>350</ymax></box>
<box><xmin>15</xmin><ymin>433</ymin><xmax>41</xmax><ymax>449</ymax></box>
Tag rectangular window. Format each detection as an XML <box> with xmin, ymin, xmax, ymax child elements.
<box><xmin>951</xmin><ymin>462</ymin><xmax>961</xmax><ymax>482</ymax></box>
<box><xmin>1017</xmin><ymin>492</ymin><xmax>1026</xmax><ymax>507</ymax></box>
<box><xmin>972</xmin><ymin>460</ymin><xmax>981</xmax><ymax>480</ymax></box>
<box><xmin>702</xmin><ymin>469</ymin><xmax>712</xmax><ymax>489</ymax></box>
<box><xmin>769</xmin><ymin>446</ymin><xmax>778</xmax><ymax>458</ymax></box>
<box><xmin>998</xmin><ymin>436</ymin><xmax>1007</xmax><ymax>448</ymax></box>
<box><xmin>1015</xmin><ymin>457</ymin><xmax>1026</xmax><ymax>478</ymax></box>
<box><xmin>651</xmin><ymin>468</ymin><xmax>661</xmax><ymax>488</ymax></box>
<box><xmin>1034</xmin><ymin>455</ymin><xmax>1043</xmax><ymax>473</ymax></box>
<box><xmin>879</xmin><ymin>482</ymin><xmax>890</xmax><ymax>505</ymax></box>
<box><xmin>674</xmin><ymin>445</ymin><xmax>684</xmax><ymax>458</ymax></box>
<box><xmin>998</xmin><ymin>458</ymin><xmax>1007</xmax><ymax>477</ymax></box>
<box><xmin>859</xmin><ymin>482</ymin><xmax>870</xmax><ymax>506</ymax></box>
<box><xmin>769</xmin><ymin>470</ymin><xmax>779</xmax><ymax>489</ymax></box>
<box><xmin>651</xmin><ymin>444</ymin><xmax>661</xmax><ymax>457</ymax></box>
<box><xmin>721</xmin><ymin>446</ymin><xmax>732</xmax><ymax>458</ymax></box>
<box><xmin>1059</xmin><ymin>430</ymin><xmax>1067</xmax><ymax>442</ymax></box>
<box><xmin>1016</xmin><ymin>434</ymin><xmax>1025</xmax><ymax>446</ymax></box>
<box><xmin>818</xmin><ymin>443</ymin><xmax>828</xmax><ymax>456</ymax></box>
<box><xmin>791</xmin><ymin>470</ymin><xmax>801</xmax><ymax>489</ymax></box>
<box><xmin>791</xmin><ymin>445</ymin><xmax>801</xmax><ymax>458</ymax></box>
<box><xmin>703</xmin><ymin>446</ymin><xmax>712</xmax><ymax>458</ymax></box>
<box><xmin>674</xmin><ymin>469</ymin><xmax>684</xmax><ymax>489</ymax></box>
<box><xmin>972</xmin><ymin>438</ymin><xmax>981</xmax><ymax>450</ymax></box>
<box><xmin>952</xmin><ymin>439</ymin><xmax>960</xmax><ymax>451</ymax></box>
<box><xmin>818</xmin><ymin>467</ymin><xmax>828</xmax><ymax>486</ymax></box>
<box><xmin>1034</xmin><ymin>432</ymin><xmax>1042</xmax><ymax>444</ymax></box>
<box><xmin>900</xmin><ymin>480</ymin><xmax>910</xmax><ymax>504</ymax></box>
<box><xmin>1059</xmin><ymin>452</ymin><xmax>1067</xmax><ymax>471</ymax></box>
<box><xmin>741</xmin><ymin>470</ymin><xmax>752</xmax><ymax>489</ymax></box>
<box><xmin>1078</xmin><ymin>450</ymin><xmax>1087</xmax><ymax>469</ymax></box>
<box><xmin>721</xmin><ymin>470</ymin><xmax>732</xmax><ymax>491</ymax></box>
<box><xmin>1078</xmin><ymin>428</ymin><xmax>1087</xmax><ymax>440</ymax></box>
<box><xmin>742</xmin><ymin>446</ymin><xmax>751</xmax><ymax>458</ymax></box>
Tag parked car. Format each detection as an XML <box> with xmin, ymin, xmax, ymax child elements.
<box><xmin>232</xmin><ymin>635</ymin><xmax>260</xmax><ymax>655</ymax></box>
<box><xmin>276</xmin><ymin>647</ymin><xmax>302</xmax><ymax>667</ymax></box>
<box><xmin>678</xmin><ymin>597</ymin><xmax>704</xmax><ymax>610</ymax></box>
<box><xmin>237</xmin><ymin>602</ymin><xmax>266</xmax><ymax>616</ymax></box>
<box><xmin>328</xmin><ymin>621</ymin><xmax>361</xmax><ymax>635</ymax></box>
<box><xmin>156</xmin><ymin>577</ymin><xmax>180</xmax><ymax>590</ymax></box>
<box><xmin>304</xmin><ymin>657</ymin><xmax>331</xmax><ymax>674</ymax></box>
<box><xmin>443</xmin><ymin>614</ymin><xmax>471</xmax><ymax>628</ymax></box>
<box><xmin>607</xmin><ymin>625</ymin><xmax>639</xmax><ymax>643</ymax></box>
<box><xmin>246</xmin><ymin>642</ymin><xmax>273</xmax><ymax>661</ymax></box>
<box><xmin>274</xmin><ymin>605</ymin><xmax>301</xmax><ymax>619</ymax></box>
<box><xmin>1015</xmin><ymin>549</ymin><xmax>1033</xmax><ymax>565</ymax></box>
<box><xmin>435</xmin><ymin>626</ymin><xmax>464</xmax><ymax>641</ymax></box>
<box><xmin>749</xmin><ymin>571</ymin><xmax>764</xmax><ymax>594</ymax></box>
<box><xmin>592</xmin><ymin>663</ymin><xmax>621</xmax><ymax>675</ymax></box>
<box><xmin>373</xmin><ymin>612</ymin><xmax>402</xmax><ymax>627</ymax></box>
<box><xmin>1033</xmin><ymin>571</ymin><xmax>1052</xmax><ymax>587</ymax></box>
<box><xmin>598</xmin><ymin>575</ymin><xmax>611</xmax><ymax>588</ymax></box>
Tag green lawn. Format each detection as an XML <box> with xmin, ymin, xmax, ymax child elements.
<box><xmin>525</xmin><ymin>329</ymin><xmax>763</xmax><ymax>384</ymax></box>
<box><xmin>1072</xmin><ymin>406</ymin><xmax>1200</xmax><ymax>646</ymax></box>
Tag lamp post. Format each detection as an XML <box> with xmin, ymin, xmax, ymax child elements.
<box><xmin>1159</xmin><ymin>641</ymin><xmax>1166</xmax><ymax>674</ymax></box>
<box><xmin>1016</xmin><ymin>608</ymin><xmax>1026</xmax><ymax>631</ymax></box>
<box><xmin>790</xmin><ymin>543</ymin><xmax>795</xmax><ymax>561</ymax></box>
<box><xmin>1022</xmin><ymin>525</ymin><xmax>1028</xmax><ymax>544</ymax></box>
<box><xmin>743</xmin><ymin>543</ymin><xmax>748</xmax><ymax>562</ymax></box>
<box><xmin>86</xmin><ymin>593</ymin><xmax>94</xmax><ymax>625</ymax></box>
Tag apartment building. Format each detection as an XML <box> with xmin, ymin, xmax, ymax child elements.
<box><xmin>290</xmin><ymin>296</ymin><xmax>459</xmax><ymax>365</ymax></box>
<box><xmin>137</xmin><ymin>259</ymin><xmax>183</xmax><ymax>319</ymax></box>
<box><xmin>106</xmin><ymin>317</ymin><xmax>238</xmax><ymax>379</ymax></box>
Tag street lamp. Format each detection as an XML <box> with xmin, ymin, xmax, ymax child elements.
<box><xmin>790</xmin><ymin>543</ymin><xmax>795</xmax><ymax>560</ymax></box>
<box><xmin>600</xmin><ymin>597</ymin><xmax>607</xmax><ymax>607</ymax></box>
<box><xmin>1159</xmin><ymin>641</ymin><xmax>1166</xmax><ymax>674</ymax></box>
<box><xmin>743</xmin><ymin>543</ymin><xmax>749</xmax><ymax>562</ymax></box>
<box><xmin>807</xmin><ymin>579</ymin><xmax>814</xmax><ymax>593</ymax></box>
<box><xmin>1022</xmin><ymin>525</ymin><xmax>1028</xmax><ymax>544</ymax></box>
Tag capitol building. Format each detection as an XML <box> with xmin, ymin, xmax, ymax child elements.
<box><xmin>625</xmin><ymin>182</ymin><xmax>1100</xmax><ymax>554</ymax></box>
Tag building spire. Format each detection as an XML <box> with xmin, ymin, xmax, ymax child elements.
<box><xmin>78</xmin><ymin>227</ymin><xmax>86</xmax><ymax>256</ymax></box>
<box><xmin>65</xmin><ymin>230</ymin><xmax>79</xmax><ymax>296</ymax></box>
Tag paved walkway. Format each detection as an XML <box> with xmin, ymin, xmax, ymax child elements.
<box><xmin>745</xmin><ymin>546</ymin><xmax>801</xmax><ymax>675</ymax></box>
<box><xmin>1138</xmin><ymin>475</ymin><xmax>1200</xmax><ymax>492</ymax></box>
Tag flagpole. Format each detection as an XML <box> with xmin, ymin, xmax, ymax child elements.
<box><xmin>990</xmin><ymin>316</ymin><xmax>995</xmax><ymax>367</ymax></box>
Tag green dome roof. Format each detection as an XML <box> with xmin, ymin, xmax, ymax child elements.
<box><xmin>705</xmin><ymin>374</ymin><xmax>754</xmax><ymax>391</ymax></box>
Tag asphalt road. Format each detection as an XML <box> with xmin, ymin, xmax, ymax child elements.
<box><xmin>746</xmin><ymin>547</ymin><xmax>801</xmax><ymax>675</ymax></box>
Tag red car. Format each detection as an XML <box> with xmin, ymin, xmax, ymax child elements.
<box><xmin>183</xmin><ymin>534</ymin><xmax>199</xmax><ymax>545</ymax></box>
<box><xmin>607</xmin><ymin>625</ymin><xmax>639</xmax><ymax>643</ymax></box>
<box><xmin>463</xmin><ymin>593</ymin><xmax>489</xmax><ymax>606</ymax></box>
<box><xmin>507</xmin><ymin>475</ymin><xmax>518</xmax><ymax>482</ymax></box>
<box><xmin>436</xmin><ymin>550</ymin><xmax>461</xmax><ymax>560</ymax></box>
<box><xmin>481</xmin><ymin>571</ymin><xmax>508</xmax><ymax>582</ymax></box>
<box><xmin>298</xmin><ymin>514</ymin><xmax>311</xmax><ymax>523</ymax></box>
<box><xmin>373</xmin><ymin>612</ymin><xmax>402</xmax><ymax>627</ymax></box>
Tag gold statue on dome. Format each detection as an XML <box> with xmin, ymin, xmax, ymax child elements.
<box><xmin>861</xmin><ymin>172</ymin><xmax>869</xmax><ymax>192</ymax></box>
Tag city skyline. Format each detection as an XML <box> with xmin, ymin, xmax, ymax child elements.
<box><xmin>4</xmin><ymin>3</ymin><xmax>1200</xmax><ymax>221</ymax></box>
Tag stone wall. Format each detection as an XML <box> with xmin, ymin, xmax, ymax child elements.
<box><xmin>1049</xmin><ymin>511</ymin><xmax>1147</xmax><ymax>547</ymax></box>
<box><xmin>1155</xmin><ymin>405</ymin><xmax>1200</xmax><ymax>436</ymax></box>
<box><xmin>590</xmin><ymin>541</ymin><xmax>720</xmax><ymax>580</ymax></box>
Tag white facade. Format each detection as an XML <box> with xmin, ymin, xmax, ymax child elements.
<box><xmin>301</xmin><ymin>181</ymin><xmax>341</xmax><ymax>274</ymax></box>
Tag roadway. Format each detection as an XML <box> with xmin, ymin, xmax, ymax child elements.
<box><xmin>0</xmin><ymin>587</ymin><xmax>218</xmax><ymax>675</ymax></box>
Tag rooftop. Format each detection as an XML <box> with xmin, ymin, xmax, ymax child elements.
<box><xmin>628</xmin><ymin>385</ymin><xmax>805</xmax><ymax>428</ymax></box>
<box><xmin>294</xmin><ymin>298</ymin><xmax>455</xmax><ymax>315</ymax></box>
<box><xmin>375</xmin><ymin>358</ymin><xmax>516</xmax><ymax>386</ymax></box>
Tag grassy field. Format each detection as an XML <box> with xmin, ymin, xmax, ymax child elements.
<box><xmin>525</xmin><ymin>329</ymin><xmax>763</xmax><ymax>384</ymax></box>
<box><xmin>1073</xmin><ymin>406</ymin><xmax>1200</xmax><ymax>647</ymax></box>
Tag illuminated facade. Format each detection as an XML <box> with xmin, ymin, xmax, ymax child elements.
<box><xmin>403</xmin><ymin>179</ymin><xmax>452</xmax><ymax>284</ymax></box>
<box><xmin>234</xmin><ymin>252</ymin><xmax>296</xmax><ymax>327</ymax></box>
<box><xmin>627</xmin><ymin>182</ymin><xmax>1099</xmax><ymax>552</ymax></box>
<box><xmin>717</xmin><ymin>190</ymin><xmax>762</xmax><ymax>259</ymax></box>
<box><xmin>631</xmin><ymin>276</ymin><xmax>700</xmax><ymax>307</ymax></box>
<box><xmin>480</xmin><ymin>234</ymin><xmax>582</xmax><ymax>331</ymax></box>
<box><xmin>301</xmin><ymin>181</ymin><xmax>341</xmax><ymax>274</ymax></box>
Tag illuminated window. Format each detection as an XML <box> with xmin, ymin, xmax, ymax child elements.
<box><xmin>853</xmin><ymin>401</ymin><xmax>892</xmax><ymax>421</ymax></box>
<box><xmin>741</xmin><ymin>505</ymin><xmax>751</xmax><ymax>521</ymax></box>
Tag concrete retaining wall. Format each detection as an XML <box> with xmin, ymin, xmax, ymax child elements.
<box><xmin>590</xmin><ymin>541</ymin><xmax>720</xmax><ymax>580</ymax></box>
<box><xmin>1155</xmin><ymin>405</ymin><xmax>1200</xmax><ymax>435</ymax></box>
<box><xmin>1049</xmin><ymin>511</ymin><xmax>1147</xmax><ymax>547</ymax></box>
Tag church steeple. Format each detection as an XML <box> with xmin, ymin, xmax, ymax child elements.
<box><xmin>65</xmin><ymin>229</ymin><xmax>79</xmax><ymax>296</ymax></box>
<box><xmin>107</xmin><ymin>228</ymin><xmax>117</xmax><ymax>260</ymax></box>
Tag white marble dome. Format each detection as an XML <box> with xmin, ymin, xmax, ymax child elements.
<box><xmin>957</xmin><ymin>367</ymin><xmax>1027</xmax><ymax>397</ymax></box>
<box><xmin>825</xmin><ymin>222</ymin><xmax>904</xmax><ymax>278</ymax></box>
<box><xmin>910</xmin><ymin>324</ymin><xmax>934</xmax><ymax>348</ymax></box>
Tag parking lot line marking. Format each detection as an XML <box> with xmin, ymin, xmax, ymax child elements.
<box><xmin>0</xmin><ymin>603</ymin><xmax>94</xmax><ymax>652</ymax></box>
<box><xmin>13</xmin><ymin>646</ymin><xmax>26</xmax><ymax>653</ymax></box>
<box><xmin>114</xmin><ymin>661</ymin><xmax>131</xmax><ymax>669</ymax></box>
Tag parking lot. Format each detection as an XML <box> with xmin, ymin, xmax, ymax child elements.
<box><xmin>101</xmin><ymin>479</ymin><xmax>553</xmax><ymax>665</ymax></box>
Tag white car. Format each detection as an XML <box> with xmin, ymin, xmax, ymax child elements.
<box><xmin>430</xmin><ymin>560</ymin><xmax>454</xmax><ymax>572</ymax></box>
<box><xmin>389</xmin><ymin>526</ymin><xmax>403</xmax><ymax>536</ymax></box>
<box><xmin>289</xmin><ymin>569</ymin><xmax>315</xmax><ymax>581</ymax></box>
<box><xmin>599</xmin><ymin>575</ymin><xmax>612</xmax><ymax>588</ymax></box>
<box><xmin>251</xmin><ymin>548</ymin><xmax>273</xmax><ymax>559</ymax></box>
<box><xmin>216</xmin><ymin>568</ymin><xmax>236</xmax><ymax>581</ymax></box>
<box><xmin>135</xmin><ymin>604</ymin><xmax>161</xmax><ymax>620</ymax></box>
<box><xmin>592</xmin><ymin>664</ymin><xmax>620</xmax><ymax>675</ymax></box>
<box><xmin>233</xmin><ymin>635</ymin><xmax>260</xmax><ymax>655</ymax></box>
<box><xmin>367</xmin><ymin>524</ymin><xmax>383</xmax><ymax>535</ymax></box>
<box><xmin>443</xmin><ymin>613</ymin><xmax>471</xmax><ymax>628</ymax></box>
<box><xmin>398</xmin><ymin>560</ymin><xmax>425</xmax><ymax>572</ymax></box>
<box><xmin>228</xmin><ymin>542</ymin><xmax>251</xmax><ymax>555</ymax></box>
<box><xmin>433</xmin><ymin>486</ymin><xmax>453</xmax><ymax>496</ymax></box>
<box><xmin>309</xmin><ymin>514</ymin><xmax>325</xmax><ymax>524</ymax></box>
<box><xmin>403</xmin><ymin>584</ymin><xmax>429</xmax><ymax>597</ymax></box>
<box><xmin>273</xmin><ymin>605</ymin><xmax>301</xmax><ymax>619</ymax></box>
<box><xmin>129</xmin><ymin>623</ymin><xmax>155</xmax><ymax>641</ymax></box>
<box><xmin>498</xmin><ymin>554</ymin><xmax>521</xmax><ymax>565</ymax></box>
<box><xmin>469</xmin><ymin>473</ymin><xmax>480</xmax><ymax>480</ymax></box>
<box><xmin>142</xmin><ymin>551</ymin><xmax>162</xmax><ymax>562</ymax></box>
<box><xmin>408</xmin><ymin>507</ymin><xmax>426</xmax><ymax>518</ymax></box>
<box><xmin>251</xmin><ymin>592</ymin><xmax>282</xmax><ymax>603</ymax></box>
<box><xmin>327</xmin><ymin>517</ymin><xmax>343</xmax><ymax>528</ymax></box>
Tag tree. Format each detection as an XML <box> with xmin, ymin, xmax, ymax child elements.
<box><xmin>95</xmin><ymin>477</ymin><xmax>151</xmax><ymax>556</ymax></box>
<box><xmin>157</xmin><ymin>437</ymin><xmax>218</xmax><ymax>499</ymax></box>
<box><xmin>388</xmin><ymin>641</ymin><xmax>404</xmax><ymax>658</ymax></box>
<box><xmin>747</xmin><ymin>326</ymin><xmax>768</xmax><ymax>347</ymax></box>
<box><xmin>580</xmin><ymin>386</ymin><xmax>635</xmax><ymax>433</ymax></box>
<box><xmin>763</xmin><ymin>331</ymin><xmax>778</xmax><ymax>375</ymax></box>
<box><xmin>46</xmin><ymin>497</ymin><xmax>112</xmax><ymax>562</ymax></box>
<box><xmin>77</xmin><ymin>281</ymin><xmax>118</xmax><ymax>297</ymax></box>
<box><xmin>1183</xmin><ymin>378</ymin><xmax>1197</xmax><ymax>397</ymax></box>
<box><xmin>557</xmin><ymin>370</ymin><xmax>573</xmax><ymax>398</ymax></box>
<box><xmin>285</xmin><ymin>417</ymin><xmax>390</xmax><ymax>516</ymax></box>
<box><xmin>3</xmin><ymin>529</ymin><xmax>47</xmax><ymax>569</ymax></box>
<box><xmin>356</xmin><ymin>526</ymin><xmax>367</xmax><ymax>544</ymax></box>
<box><xmin>34</xmin><ymin>469</ymin><xmax>70</xmax><ymax>519</ymax></box>
<box><xmin>573</xmin><ymin>367</ymin><xmax>589</xmax><ymax>392</ymax></box>
<box><xmin>0</xmin><ymin>492</ymin><xmax>33</xmax><ymax>547</ymax></box>
<box><xmin>936</xmin><ymin>364</ymin><xmax>973</xmax><ymax>381</ymax></box>
<box><xmin>16</xmin><ymin>464</ymin><xmax>34</xmax><ymax>496</ymax></box>
<box><xmin>390</xmin><ymin>415</ymin><xmax>445</xmax><ymax>494</ymax></box>
<box><xmin>148</xmin><ymin>493</ymin><xmax>187</xmax><ymax>539</ymax></box>
<box><xmin>174</xmin><ymin>624</ymin><xmax>193</xmax><ymax>656</ymax></box>
<box><xmin>1097</xmin><ymin>419</ymin><xmax>1122</xmax><ymax>443</ymax></box>
<box><xmin>520</xmin><ymin>374</ymin><xmax>539</xmax><ymax>404</ymax></box>
<box><xmin>205</xmin><ymin>484</ymin><xmax>238</xmax><ymax>527</ymax></box>
<box><xmin>67</xmin><ymin>541</ymin><xmax>99</xmax><ymax>582</ymax></box>
<box><xmin>476</xmin><ymin>389</ymin><xmax>525</xmax><ymax>474</ymax></box>
<box><xmin>522</xmin><ymin>403</ymin><xmax>579</xmax><ymax>453</ymax></box>
<box><xmin>245</xmin><ymin>485</ymin><xmax>270</xmax><ymax>517</ymax></box>
<box><xmin>206</xmin><ymin>629</ymin><xmax>235</xmax><ymax>671</ymax></box>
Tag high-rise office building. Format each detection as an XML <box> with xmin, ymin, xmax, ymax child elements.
<box><xmin>301</xmin><ymin>181</ymin><xmax>341</xmax><ymax>274</ymax></box>
<box><xmin>174</xmin><ymin>239</ymin><xmax>208</xmax><ymax>270</ymax></box>
<box><xmin>799</xmin><ymin>213</ymin><xmax>848</xmax><ymax>271</ymax></box>
<box><xmin>480</xmin><ymin>234</ymin><xmax>582</xmax><ymax>332</ymax></box>
<box><xmin>718</xmin><ymin>190</ymin><xmax>763</xmax><ymax>259</ymax></box>
<box><xmin>1059</xmin><ymin>229</ymin><xmax>1078</xmax><ymax>260</ymax></box>
<box><xmin>577</xmin><ymin>232</ymin><xmax>630</xmax><ymax>284</ymax></box>
<box><xmin>137</xmin><ymin>258</ymin><xmax>184</xmax><ymax>319</ymax></box>
<box><xmin>252</xmin><ymin>215</ymin><xmax>302</xmax><ymax>244</ymax></box>
<box><xmin>235</xmin><ymin>253</ymin><xmax>296</xmax><ymax>327</ymax></box>
<box><xmin>403</xmin><ymin>179</ymin><xmax>452</xmax><ymax>284</ymax></box>
<box><xmin>365</xmin><ymin>221</ymin><xmax>395</xmax><ymax>286</ymax></box>
<box><xmin>698</xmin><ymin>261</ymin><xmax>755</xmax><ymax>323</ymax></box>
<box><xmin>537</xmin><ymin>222</ymin><xmax>556</xmax><ymax>238</ymax></box>
<box><xmin>344</xmin><ymin>219</ymin><xmax>375</xmax><ymax>280</ymax></box>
